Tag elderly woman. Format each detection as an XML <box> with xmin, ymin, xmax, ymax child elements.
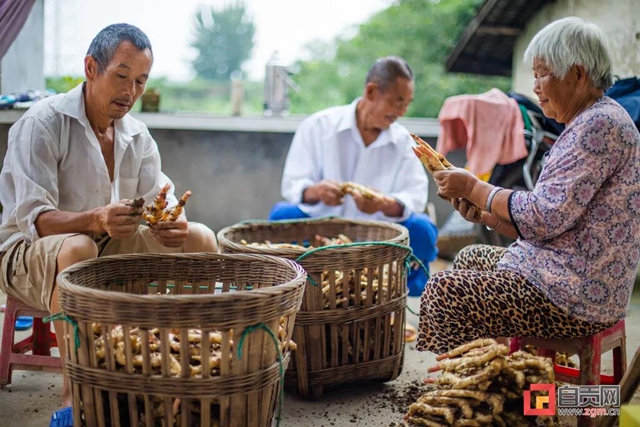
<box><xmin>416</xmin><ymin>17</ymin><xmax>640</xmax><ymax>355</ymax></box>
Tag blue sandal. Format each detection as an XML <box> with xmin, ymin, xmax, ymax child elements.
<box><xmin>50</xmin><ymin>406</ymin><xmax>73</xmax><ymax>427</ymax></box>
<box><xmin>0</xmin><ymin>305</ymin><xmax>33</xmax><ymax>331</ymax></box>
<box><xmin>15</xmin><ymin>316</ymin><xmax>33</xmax><ymax>331</ymax></box>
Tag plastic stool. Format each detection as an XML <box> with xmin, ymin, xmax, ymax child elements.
<box><xmin>511</xmin><ymin>320</ymin><xmax>626</xmax><ymax>426</ymax></box>
<box><xmin>510</xmin><ymin>319</ymin><xmax>627</xmax><ymax>386</ymax></box>
<box><xmin>0</xmin><ymin>304</ymin><xmax>34</xmax><ymax>330</ymax></box>
<box><xmin>0</xmin><ymin>296</ymin><xmax>62</xmax><ymax>387</ymax></box>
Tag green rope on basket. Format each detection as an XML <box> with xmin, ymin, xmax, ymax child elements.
<box><xmin>294</xmin><ymin>241</ymin><xmax>429</xmax><ymax>288</ymax></box>
<box><xmin>237</xmin><ymin>323</ymin><xmax>285</xmax><ymax>427</ymax></box>
<box><xmin>44</xmin><ymin>312</ymin><xmax>80</xmax><ymax>349</ymax></box>
<box><xmin>406</xmin><ymin>305</ymin><xmax>420</xmax><ymax>316</ymax></box>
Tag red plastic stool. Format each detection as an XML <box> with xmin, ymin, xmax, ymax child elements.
<box><xmin>0</xmin><ymin>296</ymin><xmax>62</xmax><ymax>387</ymax></box>
<box><xmin>510</xmin><ymin>319</ymin><xmax>627</xmax><ymax>386</ymax></box>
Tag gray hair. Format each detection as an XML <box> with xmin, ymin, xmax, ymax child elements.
<box><xmin>86</xmin><ymin>23</ymin><xmax>153</xmax><ymax>73</ymax></box>
<box><xmin>524</xmin><ymin>17</ymin><xmax>613</xmax><ymax>91</ymax></box>
<box><xmin>365</xmin><ymin>56</ymin><xmax>413</xmax><ymax>92</ymax></box>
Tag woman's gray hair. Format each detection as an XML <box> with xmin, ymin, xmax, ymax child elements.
<box><xmin>86</xmin><ymin>23</ymin><xmax>153</xmax><ymax>73</ymax></box>
<box><xmin>365</xmin><ymin>56</ymin><xmax>413</xmax><ymax>92</ymax></box>
<box><xmin>524</xmin><ymin>17</ymin><xmax>613</xmax><ymax>91</ymax></box>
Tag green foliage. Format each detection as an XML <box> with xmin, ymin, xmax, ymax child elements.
<box><xmin>45</xmin><ymin>76</ymin><xmax>264</xmax><ymax>116</ymax></box>
<box><xmin>289</xmin><ymin>0</ymin><xmax>512</xmax><ymax>117</ymax></box>
<box><xmin>45</xmin><ymin>76</ymin><xmax>85</xmax><ymax>94</ymax></box>
<box><xmin>191</xmin><ymin>1</ymin><xmax>256</xmax><ymax>81</ymax></box>
<box><xmin>132</xmin><ymin>77</ymin><xmax>264</xmax><ymax>114</ymax></box>
<box><xmin>45</xmin><ymin>0</ymin><xmax>513</xmax><ymax>118</ymax></box>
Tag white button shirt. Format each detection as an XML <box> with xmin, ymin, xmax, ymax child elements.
<box><xmin>281</xmin><ymin>98</ymin><xmax>428</xmax><ymax>222</ymax></box>
<box><xmin>0</xmin><ymin>83</ymin><xmax>177</xmax><ymax>251</ymax></box>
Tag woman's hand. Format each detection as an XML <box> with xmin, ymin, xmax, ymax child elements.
<box><xmin>452</xmin><ymin>198</ymin><xmax>482</xmax><ymax>224</ymax></box>
<box><xmin>433</xmin><ymin>168</ymin><xmax>478</xmax><ymax>200</ymax></box>
<box><xmin>452</xmin><ymin>198</ymin><xmax>500</xmax><ymax>229</ymax></box>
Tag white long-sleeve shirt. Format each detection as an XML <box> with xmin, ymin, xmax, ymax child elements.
<box><xmin>0</xmin><ymin>83</ymin><xmax>177</xmax><ymax>251</ymax></box>
<box><xmin>281</xmin><ymin>98</ymin><xmax>428</xmax><ymax>222</ymax></box>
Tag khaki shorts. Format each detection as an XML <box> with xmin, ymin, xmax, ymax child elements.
<box><xmin>0</xmin><ymin>225</ymin><xmax>185</xmax><ymax>312</ymax></box>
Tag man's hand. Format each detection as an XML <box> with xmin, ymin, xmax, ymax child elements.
<box><xmin>433</xmin><ymin>168</ymin><xmax>478</xmax><ymax>200</ymax></box>
<box><xmin>149</xmin><ymin>214</ymin><xmax>188</xmax><ymax>248</ymax></box>
<box><xmin>352</xmin><ymin>190</ymin><xmax>404</xmax><ymax>216</ymax></box>
<box><xmin>352</xmin><ymin>192</ymin><xmax>383</xmax><ymax>214</ymax></box>
<box><xmin>303</xmin><ymin>180</ymin><xmax>344</xmax><ymax>206</ymax></box>
<box><xmin>97</xmin><ymin>199</ymin><xmax>143</xmax><ymax>238</ymax></box>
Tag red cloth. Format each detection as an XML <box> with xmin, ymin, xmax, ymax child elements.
<box><xmin>436</xmin><ymin>88</ymin><xmax>527</xmax><ymax>176</ymax></box>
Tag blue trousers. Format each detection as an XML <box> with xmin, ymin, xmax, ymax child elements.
<box><xmin>268</xmin><ymin>202</ymin><xmax>438</xmax><ymax>296</ymax></box>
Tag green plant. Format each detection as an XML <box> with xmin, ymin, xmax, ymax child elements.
<box><xmin>46</xmin><ymin>76</ymin><xmax>85</xmax><ymax>94</ymax></box>
<box><xmin>289</xmin><ymin>0</ymin><xmax>511</xmax><ymax>117</ymax></box>
<box><xmin>191</xmin><ymin>1</ymin><xmax>256</xmax><ymax>81</ymax></box>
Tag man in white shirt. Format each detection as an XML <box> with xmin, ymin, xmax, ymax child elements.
<box><xmin>271</xmin><ymin>56</ymin><xmax>438</xmax><ymax>297</ymax></box>
<box><xmin>0</xmin><ymin>24</ymin><xmax>216</xmax><ymax>415</ymax></box>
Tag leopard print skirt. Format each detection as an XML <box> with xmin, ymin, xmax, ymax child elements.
<box><xmin>416</xmin><ymin>244</ymin><xmax>614</xmax><ymax>355</ymax></box>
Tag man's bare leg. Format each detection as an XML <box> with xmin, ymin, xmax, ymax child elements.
<box><xmin>183</xmin><ymin>223</ymin><xmax>218</xmax><ymax>253</ymax></box>
<box><xmin>50</xmin><ymin>235</ymin><xmax>99</xmax><ymax>407</ymax></box>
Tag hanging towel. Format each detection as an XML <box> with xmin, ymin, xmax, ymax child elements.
<box><xmin>436</xmin><ymin>88</ymin><xmax>527</xmax><ymax>177</ymax></box>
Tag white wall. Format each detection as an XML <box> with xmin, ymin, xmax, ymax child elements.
<box><xmin>0</xmin><ymin>0</ymin><xmax>45</xmax><ymax>94</ymax></box>
<box><xmin>512</xmin><ymin>0</ymin><xmax>640</xmax><ymax>97</ymax></box>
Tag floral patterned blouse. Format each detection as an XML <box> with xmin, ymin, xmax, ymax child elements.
<box><xmin>498</xmin><ymin>97</ymin><xmax>640</xmax><ymax>324</ymax></box>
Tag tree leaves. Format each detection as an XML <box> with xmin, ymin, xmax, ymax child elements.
<box><xmin>191</xmin><ymin>1</ymin><xmax>256</xmax><ymax>81</ymax></box>
<box><xmin>290</xmin><ymin>0</ymin><xmax>511</xmax><ymax>118</ymax></box>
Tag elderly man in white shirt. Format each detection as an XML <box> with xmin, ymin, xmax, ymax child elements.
<box><xmin>271</xmin><ymin>56</ymin><xmax>438</xmax><ymax>298</ymax></box>
<box><xmin>0</xmin><ymin>24</ymin><xmax>216</xmax><ymax>420</ymax></box>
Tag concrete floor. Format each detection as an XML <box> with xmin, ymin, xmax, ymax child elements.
<box><xmin>0</xmin><ymin>260</ymin><xmax>638</xmax><ymax>427</ymax></box>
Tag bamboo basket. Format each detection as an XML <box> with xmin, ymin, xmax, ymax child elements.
<box><xmin>217</xmin><ymin>218</ymin><xmax>411</xmax><ymax>398</ymax></box>
<box><xmin>56</xmin><ymin>253</ymin><xmax>306</xmax><ymax>427</ymax></box>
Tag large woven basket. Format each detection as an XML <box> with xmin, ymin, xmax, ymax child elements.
<box><xmin>217</xmin><ymin>218</ymin><xmax>411</xmax><ymax>398</ymax></box>
<box><xmin>57</xmin><ymin>253</ymin><xmax>306</xmax><ymax>427</ymax></box>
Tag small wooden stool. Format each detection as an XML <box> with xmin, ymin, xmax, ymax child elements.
<box><xmin>510</xmin><ymin>319</ymin><xmax>627</xmax><ymax>386</ymax></box>
<box><xmin>0</xmin><ymin>296</ymin><xmax>62</xmax><ymax>387</ymax></box>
